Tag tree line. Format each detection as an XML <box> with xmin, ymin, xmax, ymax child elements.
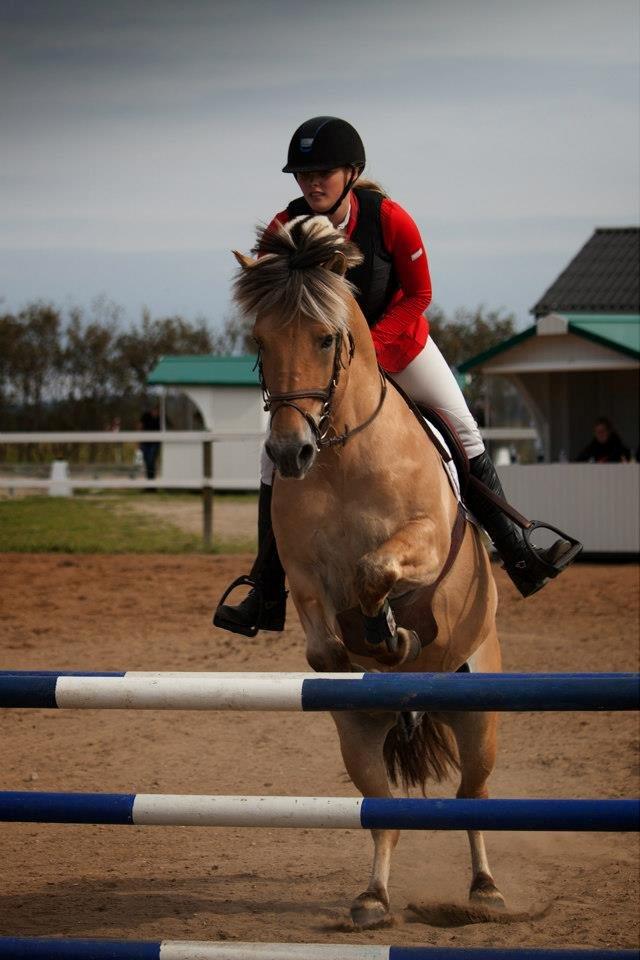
<box><xmin>0</xmin><ymin>296</ymin><xmax>251</xmax><ymax>432</ymax></box>
<box><xmin>0</xmin><ymin>295</ymin><xmax>519</xmax><ymax>433</ymax></box>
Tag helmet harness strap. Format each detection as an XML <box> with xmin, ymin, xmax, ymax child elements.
<box><xmin>326</xmin><ymin>167</ymin><xmax>361</xmax><ymax>217</ymax></box>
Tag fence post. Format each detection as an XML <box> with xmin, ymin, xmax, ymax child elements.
<box><xmin>202</xmin><ymin>440</ymin><xmax>213</xmax><ymax>547</ymax></box>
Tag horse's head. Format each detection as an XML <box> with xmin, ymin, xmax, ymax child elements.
<box><xmin>233</xmin><ymin>215</ymin><xmax>365</xmax><ymax>479</ymax></box>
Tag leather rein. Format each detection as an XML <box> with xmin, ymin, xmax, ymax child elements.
<box><xmin>257</xmin><ymin>331</ymin><xmax>387</xmax><ymax>450</ymax></box>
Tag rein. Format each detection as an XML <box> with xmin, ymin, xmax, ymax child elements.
<box><xmin>257</xmin><ymin>331</ymin><xmax>387</xmax><ymax>449</ymax></box>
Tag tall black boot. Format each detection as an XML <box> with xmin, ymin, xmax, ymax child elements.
<box><xmin>213</xmin><ymin>483</ymin><xmax>287</xmax><ymax>636</ymax></box>
<box><xmin>466</xmin><ymin>451</ymin><xmax>582</xmax><ymax>597</ymax></box>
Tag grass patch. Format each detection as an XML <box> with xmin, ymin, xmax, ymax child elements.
<box><xmin>73</xmin><ymin>489</ymin><xmax>259</xmax><ymax>504</ymax></box>
<box><xmin>0</xmin><ymin>496</ymin><xmax>255</xmax><ymax>554</ymax></box>
<box><xmin>212</xmin><ymin>536</ymin><xmax>257</xmax><ymax>554</ymax></box>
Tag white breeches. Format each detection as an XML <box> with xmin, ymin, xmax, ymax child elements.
<box><xmin>260</xmin><ymin>335</ymin><xmax>484</xmax><ymax>485</ymax></box>
<box><xmin>390</xmin><ymin>336</ymin><xmax>485</xmax><ymax>459</ymax></box>
<box><xmin>260</xmin><ymin>443</ymin><xmax>275</xmax><ymax>486</ymax></box>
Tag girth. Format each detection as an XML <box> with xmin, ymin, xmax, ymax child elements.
<box><xmin>434</xmin><ymin>501</ymin><xmax>467</xmax><ymax>589</ymax></box>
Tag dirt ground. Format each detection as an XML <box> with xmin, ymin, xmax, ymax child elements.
<box><xmin>127</xmin><ymin>495</ymin><xmax>258</xmax><ymax>542</ymax></box>
<box><xmin>0</xmin><ymin>552</ymin><xmax>638</xmax><ymax>953</ymax></box>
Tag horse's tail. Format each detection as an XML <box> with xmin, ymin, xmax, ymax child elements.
<box><xmin>383</xmin><ymin>712</ymin><xmax>459</xmax><ymax>793</ymax></box>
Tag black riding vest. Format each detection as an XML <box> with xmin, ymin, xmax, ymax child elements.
<box><xmin>286</xmin><ymin>187</ymin><xmax>398</xmax><ymax>328</ymax></box>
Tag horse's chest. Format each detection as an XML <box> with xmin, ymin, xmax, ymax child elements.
<box><xmin>308</xmin><ymin>513</ymin><xmax>389</xmax><ymax>605</ymax></box>
<box><xmin>313</xmin><ymin>508</ymin><xmax>379</xmax><ymax>556</ymax></box>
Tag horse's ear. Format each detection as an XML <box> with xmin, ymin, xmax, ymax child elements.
<box><xmin>233</xmin><ymin>250</ymin><xmax>258</xmax><ymax>269</ymax></box>
<box><xmin>324</xmin><ymin>251</ymin><xmax>349</xmax><ymax>276</ymax></box>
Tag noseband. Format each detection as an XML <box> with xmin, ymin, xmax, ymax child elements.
<box><xmin>257</xmin><ymin>331</ymin><xmax>387</xmax><ymax>450</ymax></box>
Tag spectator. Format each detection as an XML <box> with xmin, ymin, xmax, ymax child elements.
<box><xmin>139</xmin><ymin>404</ymin><xmax>161</xmax><ymax>482</ymax></box>
<box><xmin>576</xmin><ymin>417</ymin><xmax>631</xmax><ymax>463</ymax></box>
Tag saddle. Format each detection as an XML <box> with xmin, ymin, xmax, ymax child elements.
<box><xmin>386</xmin><ymin>376</ymin><xmax>532</xmax><ymax>530</ymax></box>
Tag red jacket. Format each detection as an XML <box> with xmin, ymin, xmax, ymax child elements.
<box><xmin>267</xmin><ymin>192</ymin><xmax>432</xmax><ymax>373</ymax></box>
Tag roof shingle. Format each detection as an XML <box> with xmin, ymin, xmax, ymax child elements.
<box><xmin>531</xmin><ymin>227</ymin><xmax>639</xmax><ymax>316</ymax></box>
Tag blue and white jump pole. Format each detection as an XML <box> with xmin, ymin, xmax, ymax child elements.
<box><xmin>0</xmin><ymin>671</ymin><xmax>638</xmax><ymax>712</ymax></box>
<box><xmin>0</xmin><ymin>938</ymin><xmax>636</xmax><ymax>959</ymax></box>
<box><xmin>0</xmin><ymin>793</ymin><xmax>637</xmax><ymax>831</ymax></box>
<box><xmin>1</xmin><ymin>670</ymin><xmax>637</xmax><ymax>957</ymax></box>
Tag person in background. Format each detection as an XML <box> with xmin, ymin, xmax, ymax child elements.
<box><xmin>139</xmin><ymin>404</ymin><xmax>161</xmax><ymax>482</ymax></box>
<box><xmin>576</xmin><ymin>417</ymin><xmax>631</xmax><ymax>463</ymax></box>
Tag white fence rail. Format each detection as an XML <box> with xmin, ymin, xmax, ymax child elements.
<box><xmin>0</xmin><ymin>431</ymin><xmax>265</xmax><ymax>545</ymax></box>
<box><xmin>0</xmin><ymin>431</ymin><xmax>263</xmax><ymax>444</ymax></box>
<box><xmin>2</xmin><ymin>431</ymin><xmax>636</xmax><ymax>553</ymax></box>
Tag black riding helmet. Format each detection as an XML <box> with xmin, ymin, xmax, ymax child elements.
<box><xmin>282</xmin><ymin>116</ymin><xmax>365</xmax><ymax>173</ymax></box>
<box><xmin>283</xmin><ymin>116</ymin><xmax>365</xmax><ymax>217</ymax></box>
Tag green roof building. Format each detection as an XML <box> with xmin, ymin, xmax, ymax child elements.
<box><xmin>148</xmin><ymin>354</ymin><xmax>265</xmax><ymax>489</ymax></box>
<box><xmin>148</xmin><ymin>355</ymin><xmax>260</xmax><ymax>388</ymax></box>
<box><xmin>459</xmin><ymin>229</ymin><xmax>639</xmax><ymax>464</ymax></box>
<box><xmin>457</xmin><ymin>228</ymin><xmax>639</xmax><ymax>555</ymax></box>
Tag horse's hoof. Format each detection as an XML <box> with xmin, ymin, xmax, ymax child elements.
<box><xmin>367</xmin><ymin>628</ymin><xmax>421</xmax><ymax>667</ymax></box>
<box><xmin>469</xmin><ymin>872</ymin><xmax>506</xmax><ymax>910</ymax></box>
<box><xmin>397</xmin><ymin>627</ymin><xmax>421</xmax><ymax>664</ymax></box>
<box><xmin>350</xmin><ymin>891</ymin><xmax>391</xmax><ymax>929</ymax></box>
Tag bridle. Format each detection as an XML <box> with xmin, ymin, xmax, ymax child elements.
<box><xmin>256</xmin><ymin>330</ymin><xmax>387</xmax><ymax>450</ymax></box>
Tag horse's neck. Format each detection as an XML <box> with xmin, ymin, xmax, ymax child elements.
<box><xmin>338</xmin><ymin>304</ymin><xmax>409</xmax><ymax>441</ymax></box>
<box><xmin>332</xmin><ymin>311</ymin><xmax>455</xmax><ymax>513</ymax></box>
<box><xmin>336</xmin><ymin>303</ymin><xmax>383</xmax><ymax>422</ymax></box>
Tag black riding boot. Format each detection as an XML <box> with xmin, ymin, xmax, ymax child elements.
<box><xmin>466</xmin><ymin>451</ymin><xmax>582</xmax><ymax>597</ymax></box>
<box><xmin>213</xmin><ymin>483</ymin><xmax>287</xmax><ymax>636</ymax></box>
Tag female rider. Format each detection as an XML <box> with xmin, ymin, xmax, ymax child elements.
<box><xmin>214</xmin><ymin>116</ymin><xmax>580</xmax><ymax>637</ymax></box>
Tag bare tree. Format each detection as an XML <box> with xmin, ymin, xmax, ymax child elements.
<box><xmin>210</xmin><ymin>307</ymin><xmax>256</xmax><ymax>356</ymax></box>
<box><xmin>115</xmin><ymin>309</ymin><xmax>215</xmax><ymax>393</ymax></box>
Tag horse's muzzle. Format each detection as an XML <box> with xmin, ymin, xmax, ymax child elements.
<box><xmin>265</xmin><ymin>433</ymin><xmax>317</xmax><ymax>479</ymax></box>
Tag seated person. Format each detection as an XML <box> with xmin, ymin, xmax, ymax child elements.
<box><xmin>576</xmin><ymin>417</ymin><xmax>631</xmax><ymax>463</ymax></box>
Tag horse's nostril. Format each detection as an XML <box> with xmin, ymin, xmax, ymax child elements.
<box><xmin>264</xmin><ymin>442</ymin><xmax>276</xmax><ymax>464</ymax></box>
<box><xmin>298</xmin><ymin>443</ymin><xmax>315</xmax><ymax>468</ymax></box>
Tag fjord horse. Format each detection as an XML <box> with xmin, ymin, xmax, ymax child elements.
<box><xmin>233</xmin><ymin>215</ymin><xmax>503</xmax><ymax>928</ymax></box>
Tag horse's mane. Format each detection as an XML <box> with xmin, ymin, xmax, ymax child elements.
<box><xmin>232</xmin><ymin>215</ymin><xmax>364</xmax><ymax>333</ymax></box>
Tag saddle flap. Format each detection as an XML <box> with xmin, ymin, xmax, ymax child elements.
<box><xmin>415</xmin><ymin>403</ymin><xmax>471</xmax><ymax>493</ymax></box>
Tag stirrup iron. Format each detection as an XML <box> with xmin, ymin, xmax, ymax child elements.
<box><xmin>213</xmin><ymin>574</ymin><xmax>261</xmax><ymax>638</ymax></box>
<box><xmin>522</xmin><ymin>521</ymin><xmax>583</xmax><ymax>576</ymax></box>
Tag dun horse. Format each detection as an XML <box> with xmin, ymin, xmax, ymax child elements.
<box><xmin>233</xmin><ymin>215</ymin><xmax>503</xmax><ymax>928</ymax></box>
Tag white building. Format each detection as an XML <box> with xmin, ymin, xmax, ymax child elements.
<box><xmin>148</xmin><ymin>355</ymin><xmax>265</xmax><ymax>490</ymax></box>
<box><xmin>459</xmin><ymin>228</ymin><xmax>639</xmax><ymax>555</ymax></box>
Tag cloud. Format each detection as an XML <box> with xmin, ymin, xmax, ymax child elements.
<box><xmin>0</xmin><ymin>0</ymin><xmax>637</xmax><ymax>325</ymax></box>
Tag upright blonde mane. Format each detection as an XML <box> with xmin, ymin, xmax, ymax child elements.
<box><xmin>233</xmin><ymin>216</ymin><xmax>363</xmax><ymax>333</ymax></box>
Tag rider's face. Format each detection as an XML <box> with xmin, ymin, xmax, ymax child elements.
<box><xmin>296</xmin><ymin>167</ymin><xmax>350</xmax><ymax>214</ymax></box>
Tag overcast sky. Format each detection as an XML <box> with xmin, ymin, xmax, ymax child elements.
<box><xmin>1</xmin><ymin>0</ymin><xmax>638</xmax><ymax>331</ymax></box>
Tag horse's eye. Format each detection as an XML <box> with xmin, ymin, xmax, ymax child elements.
<box><xmin>320</xmin><ymin>334</ymin><xmax>335</xmax><ymax>350</ymax></box>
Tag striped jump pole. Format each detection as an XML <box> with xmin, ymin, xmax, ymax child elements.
<box><xmin>0</xmin><ymin>793</ymin><xmax>637</xmax><ymax>831</ymax></box>
<box><xmin>0</xmin><ymin>671</ymin><xmax>638</xmax><ymax>712</ymax></box>
<box><xmin>0</xmin><ymin>939</ymin><xmax>636</xmax><ymax>959</ymax></box>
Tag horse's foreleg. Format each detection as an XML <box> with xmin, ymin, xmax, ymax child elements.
<box><xmin>355</xmin><ymin>519</ymin><xmax>445</xmax><ymax>661</ymax></box>
<box><xmin>293</xmin><ymin>580</ymin><xmax>400</xmax><ymax>926</ymax></box>
<box><xmin>445</xmin><ymin>708</ymin><xmax>506</xmax><ymax>909</ymax></box>
<box><xmin>332</xmin><ymin>710</ymin><xmax>399</xmax><ymax>929</ymax></box>
<box><xmin>286</xmin><ymin>568</ymin><xmax>352</xmax><ymax>672</ymax></box>
<box><xmin>355</xmin><ymin>518</ymin><xmax>443</xmax><ymax>617</ymax></box>
<box><xmin>293</xmin><ymin>594</ymin><xmax>352</xmax><ymax>672</ymax></box>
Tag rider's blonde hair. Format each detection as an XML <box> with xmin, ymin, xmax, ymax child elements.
<box><xmin>354</xmin><ymin>177</ymin><xmax>388</xmax><ymax>197</ymax></box>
